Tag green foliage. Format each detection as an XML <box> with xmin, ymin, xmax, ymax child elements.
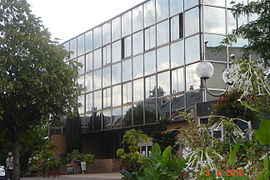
<box><xmin>257</xmin><ymin>156</ymin><xmax>270</xmax><ymax>180</ymax></box>
<box><xmin>63</xmin><ymin>150</ymin><xmax>94</xmax><ymax>166</ymax></box>
<box><xmin>228</xmin><ymin>143</ymin><xmax>241</xmax><ymax>167</ymax></box>
<box><xmin>122</xmin><ymin>129</ymin><xmax>149</xmax><ymax>147</ymax></box>
<box><xmin>255</xmin><ymin>118</ymin><xmax>270</xmax><ymax>146</ymax></box>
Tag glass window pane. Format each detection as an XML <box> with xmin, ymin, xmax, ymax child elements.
<box><xmin>103</xmin><ymin>109</ymin><xmax>112</xmax><ymax>129</ymax></box>
<box><xmin>171</xmin><ymin>40</ymin><xmax>184</xmax><ymax>68</ymax></box>
<box><xmin>86</xmin><ymin>93</ymin><xmax>93</xmax><ymax>112</ymax></box>
<box><xmin>103</xmin><ymin>66</ymin><xmax>111</xmax><ymax>87</ymax></box>
<box><xmin>185</xmin><ymin>8</ymin><xmax>199</xmax><ymax>37</ymax></box>
<box><xmin>123</xmin><ymin>105</ymin><xmax>132</xmax><ymax>127</ymax></box>
<box><xmin>85</xmin><ymin>72</ymin><xmax>92</xmax><ymax>92</ymax></box>
<box><xmin>133</xmin><ymin>78</ymin><xmax>144</xmax><ymax>102</ymax></box>
<box><xmin>228</xmin><ymin>10</ymin><xmax>237</xmax><ymax>34</ymax></box>
<box><xmin>144</xmin><ymin>50</ymin><xmax>156</xmax><ymax>76</ymax></box>
<box><xmin>78</xmin><ymin>56</ymin><xmax>85</xmax><ymax>75</ymax></box>
<box><xmin>156</xmin><ymin>0</ymin><xmax>169</xmax><ymax>22</ymax></box>
<box><xmin>103</xmin><ymin>22</ymin><xmax>111</xmax><ymax>45</ymax></box>
<box><xmin>93</xmin><ymin>27</ymin><xmax>102</xmax><ymax>49</ymax></box>
<box><xmin>145</xmin><ymin>75</ymin><xmax>156</xmax><ymax>99</ymax></box>
<box><xmin>158</xmin><ymin>71</ymin><xmax>170</xmax><ymax>96</ymax></box>
<box><xmin>157</xmin><ymin>20</ymin><xmax>169</xmax><ymax>46</ymax></box>
<box><xmin>171</xmin><ymin>94</ymin><xmax>185</xmax><ymax>119</ymax></box>
<box><xmin>185</xmin><ymin>35</ymin><xmax>200</xmax><ymax>64</ymax></box>
<box><xmin>144</xmin><ymin>0</ymin><xmax>156</xmax><ymax>27</ymax></box>
<box><xmin>184</xmin><ymin>0</ymin><xmax>198</xmax><ymax>10</ymax></box>
<box><xmin>112</xmin><ymin>17</ymin><xmax>121</xmax><ymax>41</ymax></box>
<box><xmin>207</xmin><ymin>63</ymin><xmax>226</xmax><ymax>89</ymax></box>
<box><xmin>205</xmin><ymin>7</ymin><xmax>226</xmax><ymax>34</ymax></box>
<box><xmin>112</xmin><ymin>63</ymin><xmax>121</xmax><ymax>85</ymax></box>
<box><xmin>94</xmin><ymin>48</ymin><xmax>102</xmax><ymax>69</ymax></box>
<box><xmin>70</xmin><ymin>38</ymin><xmax>77</xmax><ymax>59</ymax></box>
<box><xmin>103</xmin><ymin>88</ymin><xmax>111</xmax><ymax>108</ymax></box>
<box><xmin>112</xmin><ymin>40</ymin><xmax>122</xmax><ymax>63</ymax></box>
<box><xmin>157</xmin><ymin>96</ymin><xmax>171</xmax><ymax>120</ymax></box>
<box><xmin>170</xmin><ymin>0</ymin><xmax>183</xmax><ymax>16</ymax></box>
<box><xmin>133</xmin><ymin>31</ymin><xmax>143</xmax><ymax>55</ymax></box>
<box><xmin>186</xmin><ymin>63</ymin><xmax>200</xmax><ymax>91</ymax></box>
<box><xmin>204</xmin><ymin>0</ymin><xmax>225</xmax><ymax>6</ymax></box>
<box><xmin>78</xmin><ymin>95</ymin><xmax>85</xmax><ymax>114</ymax></box>
<box><xmin>132</xmin><ymin>5</ymin><xmax>143</xmax><ymax>32</ymax></box>
<box><xmin>63</xmin><ymin>42</ymin><xmax>69</xmax><ymax>61</ymax></box>
<box><xmin>134</xmin><ymin>103</ymin><xmax>144</xmax><ymax>125</ymax></box>
<box><xmin>122</xmin><ymin>11</ymin><xmax>132</xmax><ymax>37</ymax></box>
<box><xmin>78</xmin><ymin>75</ymin><xmax>85</xmax><ymax>90</ymax></box>
<box><xmin>78</xmin><ymin>34</ymin><xmax>84</xmax><ymax>56</ymax></box>
<box><xmin>93</xmin><ymin>69</ymin><xmax>102</xmax><ymax>90</ymax></box>
<box><xmin>86</xmin><ymin>53</ymin><xmax>93</xmax><ymax>72</ymax></box>
<box><xmin>112</xmin><ymin>85</ymin><xmax>122</xmax><ymax>107</ymax></box>
<box><xmin>133</xmin><ymin>55</ymin><xmax>144</xmax><ymax>79</ymax></box>
<box><xmin>205</xmin><ymin>34</ymin><xmax>227</xmax><ymax>61</ymax></box>
<box><xmin>144</xmin><ymin>26</ymin><xmax>156</xmax><ymax>51</ymax></box>
<box><xmin>186</xmin><ymin>90</ymin><xmax>202</xmax><ymax>109</ymax></box>
<box><xmin>123</xmin><ymin>36</ymin><xmax>132</xmax><ymax>58</ymax></box>
<box><xmin>145</xmin><ymin>100</ymin><xmax>156</xmax><ymax>123</ymax></box>
<box><xmin>103</xmin><ymin>44</ymin><xmax>111</xmax><ymax>65</ymax></box>
<box><xmin>93</xmin><ymin>111</ymin><xmax>102</xmax><ymax>131</ymax></box>
<box><xmin>85</xmin><ymin>31</ymin><xmax>92</xmax><ymax>53</ymax></box>
<box><xmin>227</xmin><ymin>0</ymin><xmax>247</xmax><ymax>8</ymax></box>
<box><xmin>157</xmin><ymin>46</ymin><xmax>169</xmax><ymax>71</ymax></box>
<box><xmin>123</xmin><ymin>82</ymin><xmax>132</xmax><ymax>104</ymax></box>
<box><xmin>229</xmin><ymin>38</ymin><xmax>248</xmax><ymax>59</ymax></box>
<box><xmin>112</xmin><ymin>107</ymin><xmax>122</xmax><ymax>128</ymax></box>
<box><xmin>122</xmin><ymin>58</ymin><xmax>132</xmax><ymax>82</ymax></box>
<box><xmin>94</xmin><ymin>90</ymin><xmax>102</xmax><ymax>110</ymax></box>
<box><xmin>172</xmin><ymin>68</ymin><xmax>184</xmax><ymax>94</ymax></box>
<box><xmin>171</xmin><ymin>15</ymin><xmax>180</xmax><ymax>41</ymax></box>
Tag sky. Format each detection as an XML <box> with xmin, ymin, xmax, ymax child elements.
<box><xmin>27</xmin><ymin>0</ymin><xmax>144</xmax><ymax>43</ymax></box>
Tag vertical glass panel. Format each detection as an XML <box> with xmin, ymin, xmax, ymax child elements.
<box><xmin>171</xmin><ymin>15</ymin><xmax>180</xmax><ymax>41</ymax></box>
<box><xmin>157</xmin><ymin>71</ymin><xmax>170</xmax><ymax>96</ymax></box>
<box><xmin>133</xmin><ymin>31</ymin><xmax>143</xmax><ymax>55</ymax></box>
<box><xmin>112</xmin><ymin>85</ymin><xmax>122</xmax><ymax>107</ymax></box>
<box><xmin>145</xmin><ymin>75</ymin><xmax>156</xmax><ymax>99</ymax></box>
<box><xmin>93</xmin><ymin>27</ymin><xmax>102</xmax><ymax>49</ymax></box>
<box><xmin>93</xmin><ymin>69</ymin><xmax>102</xmax><ymax>90</ymax></box>
<box><xmin>207</xmin><ymin>63</ymin><xmax>226</xmax><ymax>89</ymax></box>
<box><xmin>112</xmin><ymin>107</ymin><xmax>122</xmax><ymax>128</ymax></box>
<box><xmin>185</xmin><ymin>8</ymin><xmax>199</xmax><ymax>37</ymax></box>
<box><xmin>132</xmin><ymin>5</ymin><xmax>143</xmax><ymax>32</ymax></box>
<box><xmin>103</xmin><ymin>44</ymin><xmax>111</xmax><ymax>65</ymax></box>
<box><xmin>144</xmin><ymin>50</ymin><xmax>156</xmax><ymax>76</ymax></box>
<box><xmin>122</xmin><ymin>58</ymin><xmax>132</xmax><ymax>82</ymax></box>
<box><xmin>172</xmin><ymin>68</ymin><xmax>184</xmax><ymax>94</ymax></box>
<box><xmin>133</xmin><ymin>78</ymin><xmax>144</xmax><ymax>102</ymax></box>
<box><xmin>186</xmin><ymin>90</ymin><xmax>202</xmax><ymax>109</ymax></box>
<box><xmin>85</xmin><ymin>52</ymin><xmax>93</xmax><ymax>72</ymax></box>
<box><xmin>103</xmin><ymin>109</ymin><xmax>112</xmax><ymax>129</ymax></box>
<box><xmin>133</xmin><ymin>55</ymin><xmax>144</xmax><ymax>79</ymax></box>
<box><xmin>204</xmin><ymin>0</ymin><xmax>225</xmax><ymax>6</ymax></box>
<box><xmin>205</xmin><ymin>7</ymin><xmax>226</xmax><ymax>34</ymax></box>
<box><xmin>112</xmin><ymin>17</ymin><xmax>121</xmax><ymax>41</ymax></box>
<box><xmin>145</xmin><ymin>100</ymin><xmax>156</xmax><ymax>123</ymax></box>
<box><xmin>78</xmin><ymin>95</ymin><xmax>85</xmax><ymax>114</ymax></box>
<box><xmin>123</xmin><ymin>82</ymin><xmax>132</xmax><ymax>104</ymax></box>
<box><xmin>133</xmin><ymin>103</ymin><xmax>144</xmax><ymax>125</ymax></box>
<box><xmin>94</xmin><ymin>90</ymin><xmax>102</xmax><ymax>110</ymax></box>
<box><xmin>78</xmin><ymin>34</ymin><xmax>84</xmax><ymax>56</ymax></box>
<box><xmin>93</xmin><ymin>111</ymin><xmax>102</xmax><ymax>131</ymax></box>
<box><xmin>103</xmin><ymin>88</ymin><xmax>111</xmax><ymax>108</ymax></box>
<box><xmin>170</xmin><ymin>0</ymin><xmax>183</xmax><ymax>16</ymax></box>
<box><xmin>103</xmin><ymin>66</ymin><xmax>111</xmax><ymax>88</ymax></box>
<box><xmin>185</xmin><ymin>35</ymin><xmax>200</xmax><ymax>64</ymax></box>
<box><xmin>156</xmin><ymin>0</ymin><xmax>169</xmax><ymax>22</ymax></box>
<box><xmin>85</xmin><ymin>72</ymin><xmax>92</xmax><ymax>92</ymax></box>
<box><xmin>238</xmin><ymin>14</ymin><xmax>248</xmax><ymax>28</ymax></box>
<box><xmin>78</xmin><ymin>56</ymin><xmax>85</xmax><ymax>75</ymax></box>
<box><xmin>171</xmin><ymin>40</ymin><xmax>184</xmax><ymax>68</ymax></box>
<box><xmin>112</xmin><ymin>63</ymin><xmax>121</xmax><ymax>85</ymax></box>
<box><xmin>123</xmin><ymin>36</ymin><xmax>132</xmax><ymax>58</ymax></box>
<box><xmin>157</xmin><ymin>46</ymin><xmax>169</xmax><ymax>71</ymax></box>
<box><xmin>78</xmin><ymin>75</ymin><xmax>85</xmax><ymax>90</ymax></box>
<box><xmin>229</xmin><ymin>38</ymin><xmax>248</xmax><ymax>59</ymax></box>
<box><xmin>122</xmin><ymin>105</ymin><xmax>132</xmax><ymax>127</ymax></box>
<box><xmin>122</xmin><ymin>11</ymin><xmax>132</xmax><ymax>37</ymax></box>
<box><xmin>228</xmin><ymin>10</ymin><xmax>237</xmax><ymax>34</ymax></box>
<box><xmin>227</xmin><ymin>0</ymin><xmax>247</xmax><ymax>8</ymax></box>
<box><xmin>86</xmin><ymin>93</ymin><xmax>93</xmax><ymax>112</ymax></box>
<box><xmin>103</xmin><ymin>22</ymin><xmax>111</xmax><ymax>45</ymax></box>
<box><xmin>144</xmin><ymin>0</ymin><xmax>156</xmax><ymax>27</ymax></box>
<box><xmin>171</xmin><ymin>94</ymin><xmax>185</xmax><ymax>119</ymax></box>
<box><xmin>112</xmin><ymin>40</ymin><xmax>122</xmax><ymax>63</ymax></box>
<box><xmin>70</xmin><ymin>38</ymin><xmax>77</xmax><ymax>59</ymax></box>
<box><xmin>186</xmin><ymin>63</ymin><xmax>200</xmax><ymax>91</ymax></box>
<box><xmin>205</xmin><ymin>34</ymin><xmax>227</xmax><ymax>61</ymax></box>
<box><xmin>63</xmin><ymin>42</ymin><xmax>69</xmax><ymax>51</ymax></box>
<box><xmin>184</xmin><ymin>0</ymin><xmax>198</xmax><ymax>10</ymax></box>
<box><xmin>94</xmin><ymin>48</ymin><xmax>102</xmax><ymax>69</ymax></box>
<box><xmin>157</xmin><ymin>96</ymin><xmax>171</xmax><ymax>120</ymax></box>
<box><xmin>85</xmin><ymin>31</ymin><xmax>92</xmax><ymax>53</ymax></box>
<box><xmin>144</xmin><ymin>26</ymin><xmax>156</xmax><ymax>51</ymax></box>
<box><xmin>157</xmin><ymin>20</ymin><xmax>169</xmax><ymax>46</ymax></box>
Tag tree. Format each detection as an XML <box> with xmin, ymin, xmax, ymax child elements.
<box><xmin>0</xmin><ymin>0</ymin><xmax>81</xmax><ymax>179</ymax></box>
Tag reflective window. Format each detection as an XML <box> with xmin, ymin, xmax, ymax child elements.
<box><xmin>122</xmin><ymin>58</ymin><xmax>132</xmax><ymax>82</ymax></box>
<box><xmin>94</xmin><ymin>48</ymin><xmax>102</xmax><ymax>69</ymax></box>
<box><xmin>86</xmin><ymin>93</ymin><xmax>93</xmax><ymax>112</ymax></box>
<box><xmin>186</xmin><ymin>63</ymin><xmax>200</xmax><ymax>91</ymax></box>
<box><xmin>228</xmin><ymin>10</ymin><xmax>237</xmax><ymax>34</ymax></box>
<box><xmin>78</xmin><ymin>75</ymin><xmax>85</xmax><ymax>90</ymax></box>
<box><xmin>112</xmin><ymin>85</ymin><xmax>122</xmax><ymax>107</ymax></box>
<box><xmin>85</xmin><ymin>53</ymin><xmax>93</xmax><ymax>72</ymax></box>
<box><xmin>103</xmin><ymin>66</ymin><xmax>111</xmax><ymax>87</ymax></box>
<box><xmin>112</xmin><ymin>17</ymin><xmax>121</xmax><ymax>41</ymax></box>
<box><xmin>103</xmin><ymin>88</ymin><xmax>111</xmax><ymax>108</ymax></box>
<box><xmin>94</xmin><ymin>90</ymin><xmax>102</xmax><ymax>110</ymax></box>
<box><xmin>171</xmin><ymin>40</ymin><xmax>184</xmax><ymax>68</ymax></box>
<box><xmin>145</xmin><ymin>100</ymin><xmax>156</xmax><ymax>123</ymax></box>
<box><xmin>85</xmin><ymin>31</ymin><xmax>92</xmax><ymax>53</ymax></box>
<box><xmin>156</xmin><ymin>0</ymin><xmax>169</xmax><ymax>22</ymax></box>
<box><xmin>157</xmin><ymin>20</ymin><xmax>169</xmax><ymax>46</ymax></box>
<box><xmin>133</xmin><ymin>55</ymin><xmax>144</xmax><ymax>79</ymax></box>
<box><xmin>70</xmin><ymin>38</ymin><xmax>77</xmax><ymax>59</ymax></box>
<box><xmin>229</xmin><ymin>38</ymin><xmax>248</xmax><ymax>59</ymax></box>
<box><xmin>205</xmin><ymin>7</ymin><xmax>226</xmax><ymax>34</ymax></box>
<box><xmin>93</xmin><ymin>27</ymin><xmax>102</xmax><ymax>49</ymax></box>
<box><xmin>85</xmin><ymin>72</ymin><xmax>92</xmax><ymax>92</ymax></box>
<box><xmin>112</xmin><ymin>107</ymin><xmax>122</xmax><ymax>128</ymax></box>
<box><xmin>63</xmin><ymin>42</ymin><xmax>69</xmax><ymax>52</ymax></box>
<box><xmin>157</xmin><ymin>46</ymin><xmax>169</xmax><ymax>71</ymax></box>
<box><xmin>170</xmin><ymin>0</ymin><xmax>183</xmax><ymax>16</ymax></box>
<box><xmin>103</xmin><ymin>22</ymin><xmax>111</xmax><ymax>45</ymax></box>
<box><xmin>133</xmin><ymin>31</ymin><xmax>143</xmax><ymax>55</ymax></box>
<box><xmin>123</xmin><ymin>82</ymin><xmax>132</xmax><ymax>104</ymax></box>
<box><xmin>171</xmin><ymin>15</ymin><xmax>183</xmax><ymax>41</ymax></box>
<box><xmin>133</xmin><ymin>78</ymin><xmax>144</xmax><ymax>102</ymax></box>
<box><xmin>204</xmin><ymin>0</ymin><xmax>225</xmax><ymax>6</ymax></box>
<box><xmin>157</xmin><ymin>96</ymin><xmax>170</xmax><ymax>120</ymax></box>
<box><xmin>123</xmin><ymin>36</ymin><xmax>131</xmax><ymax>58</ymax></box>
<box><xmin>144</xmin><ymin>50</ymin><xmax>156</xmax><ymax>75</ymax></box>
<box><xmin>78</xmin><ymin>56</ymin><xmax>85</xmax><ymax>75</ymax></box>
<box><xmin>185</xmin><ymin>8</ymin><xmax>199</xmax><ymax>37</ymax></box>
<box><xmin>205</xmin><ymin>34</ymin><xmax>227</xmax><ymax>61</ymax></box>
<box><xmin>122</xmin><ymin>11</ymin><xmax>132</xmax><ymax>37</ymax></box>
<box><xmin>144</xmin><ymin>0</ymin><xmax>156</xmax><ymax>27</ymax></box>
<box><xmin>78</xmin><ymin>34</ymin><xmax>84</xmax><ymax>56</ymax></box>
<box><xmin>112</xmin><ymin>63</ymin><xmax>121</xmax><ymax>85</ymax></box>
<box><xmin>157</xmin><ymin>71</ymin><xmax>170</xmax><ymax>96</ymax></box>
<box><xmin>122</xmin><ymin>105</ymin><xmax>132</xmax><ymax>127</ymax></box>
<box><xmin>103</xmin><ymin>109</ymin><xmax>112</xmax><ymax>129</ymax></box>
<box><xmin>171</xmin><ymin>94</ymin><xmax>185</xmax><ymax>119</ymax></box>
<box><xmin>144</xmin><ymin>26</ymin><xmax>156</xmax><ymax>51</ymax></box>
<box><xmin>184</xmin><ymin>0</ymin><xmax>198</xmax><ymax>10</ymax></box>
<box><xmin>93</xmin><ymin>69</ymin><xmax>102</xmax><ymax>90</ymax></box>
<box><xmin>227</xmin><ymin>0</ymin><xmax>247</xmax><ymax>8</ymax></box>
<box><xmin>78</xmin><ymin>95</ymin><xmax>85</xmax><ymax>114</ymax></box>
<box><xmin>133</xmin><ymin>103</ymin><xmax>144</xmax><ymax>125</ymax></box>
<box><xmin>93</xmin><ymin>111</ymin><xmax>102</xmax><ymax>131</ymax></box>
<box><xmin>172</xmin><ymin>68</ymin><xmax>184</xmax><ymax>94</ymax></box>
<box><xmin>185</xmin><ymin>35</ymin><xmax>200</xmax><ymax>64</ymax></box>
<box><xmin>207</xmin><ymin>63</ymin><xmax>227</xmax><ymax>89</ymax></box>
<box><xmin>132</xmin><ymin>5</ymin><xmax>143</xmax><ymax>32</ymax></box>
<box><xmin>112</xmin><ymin>40</ymin><xmax>122</xmax><ymax>63</ymax></box>
<box><xmin>103</xmin><ymin>45</ymin><xmax>111</xmax><ymax>65</ymax></box>
<box><xmin>145</xmin><ymin>75</ymin><xmax>156</xmax><ymax>99</ymax></box>
<box><xmin>186</xmin><ymin>90</ymin><xmax>202</xmax><ymax>109</ymax></box>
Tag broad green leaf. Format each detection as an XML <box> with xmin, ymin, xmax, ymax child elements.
<box><xmin>161</xmin><ymin>146</ymin><xmax>172</xmax><ymax>165</ymax></box>
<box><xmin>229</xmin><ymin>143</ymin><xmax>241</xmax><ymax>167</ymax></box>
<box><xmin>151</xmin><ymin>143</ymin><xmax>161</xmax><ymax>156</ymax></box>
<box><xmin>255</xmin><ymin>119</ymin><xmax>270</xmax><ymax>145</ymax></box>
<box><xmin>241</xmin><ymin>101</ymin><xmax>260</xmax><ymax>112</ymax></box>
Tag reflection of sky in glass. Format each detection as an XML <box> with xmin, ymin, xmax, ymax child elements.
<box><xmin>112</xmin><ymin>17</ymin><xmax>121</xmax><ymax>41</ymax></box>
<box><xmin>124</xmin><ymin>36</ymin><xmax>131</xmax><ymax>58</ymax></box>
<box><xmin>227</xmin><ymin>0</ymin><xmax>247</xmax><ymax>8</ymax></box>
<box><xmin>93</xmin><ymin>69</ymin><xmax>102</xmax><ymax>90</ymax></box>
<box><xmin>93</xmin><ymin>27</ymin><xmax>101</xmax><ymax>49</ymax></box>
<box><xmin>85</xmin><ymin>72</ymin><xmax>92</xmax><ymax>92</ymax></box>
<box><xmin>133</xmin><ymin>78</ymin><xmax>144</xmax><ymax>102</ymax></box>
<box><xmin>184</xmin><ymin>0</ymin><xmax>198</xmax><ymax>10</ymax></box>
<box><xmin>186</xmin><ymin>63</ymin><xmax>200</xmax><ymax>91</ymax></box>
<box><xmin>103</xmin><ymin>109</ymin><xmax>112</xmax><ymax>129</ymax></box>
<box><xmin>122</xmin><ymin>59</ymin><xmax>132</xmax><ymax>82</ymax></box>
<box><xmin>133</xmin><ymin>55</ymin><xmax>144</xmax><ymax>79</ymax></box>
<box><xmin>144</xmin><ymin>26</ymin><xmax>156</xmax><ymax>51</ymax></box>
<box><xmin>123</xmin><ymin>82</ymin><xmax>132</xmax><ymax>104</ymax></box>
<box><xmin>86</xmin><ymin>93</ymin><xmax>93</xmax><ymax>112</ymax></box>
<box><xmin>112</xmin><ymin>63</ymin><xmax>121</xmax><ymax>85</ymax></box>
<box><xmin>94</xmin><ymin>90</ymin><xmax>102</xmax><ymax>110</ymax></box>
<box><xmin>227</xmin><ymin>10</ymin><xmax>236</xmax><ymax>34</ymax></box>
<box><xmin>103</xmin><ymin>88</ymin><xmax>111</xmax><ymax>108</ymax></box>
<box><xmin>132</xmin><ymin>5</ymin><xmax>143</xmax><ymax>32</ymax></box>
<box><xmin>158</xmin><ymin>71</ymin><xmax>170</xmax><ymax>96</ymax></box>
<box><xmin>78</xmin><ymin>34</ymin><xmax>84</xmax><ymax>56</ymax></box>
<box><xmin>112</xmin><ymin>40</ymin><xmax>121</xmax><ymax>63</ymax></box>
<box><xmin>157</xmin><ymin>46</ymin><xmax>169</xmax><ymax>71</ymax></box>
<box><xmin>78</xmin><ymin>75</ymin><xmax>85</xmax><ymax>89</ymax></box>
<box><xmin>86</xmin><ymin>53</ymin><xmax>93</xmax><ymax>72</ymax></box>
<box><xmin>103</xmin><ymin>22</ymin><xmax>111</xmax><ymax>45</ymax></box>
<box><xmin>103</xmin><ymin>45</ymin><xmax>111</xmax><ymax>65</ymax></box>
<box><xmin>122</xmin><ymin>11</ymin><xmax>132</xmax><ymax>37</ymax></box>
<box><xmin>144</xmin><ymin>0</ymin><xmax>156</xmax><ymax>27</ymax></box>
<box><xmin>85</xmin><ymin>31</ymin><xmax>92</xmax><ymax>53</ymax></box>
<box><xmin>156</xmin><ymin>0</ymin><xmax>169</xmax><ymax>22</ymax></box>
<box><xmin>145</xmin><ymin>75</ymin><xmax>156</xmax><ymax>98</ymax></box>
<box><xmin>144</xmin><ymin>50</ymin><xmax>156</xmax><ymax>75</ymax></box>
<box><xmin>133</xmin><ymin>31</ymin><xmax>143</xmax><ymax>55</ymax></box>
<box><xmin>204</xmin><ymin>0</ymin><xmax>225</xmax><ymax>7</ymax></box>
<box><xmin>171</xmin><ymin>15</ymin><xmax>180</xmax><ymax>41</ymax></box>
<box><xmin>170</xmin><ymin>0</ymin><xmax>183</xmax><ymax>16</ymax></box>
<box><xmin>78</xmin><ymin>56</ymin><xmax>85</xmax><ymax>75</ymax></box>
<box><xmin>205</xmin><ymin>7</ymin><xmax>226</xmax><ymax>34</ymax></box>
<box><xmin>185</xmin><ymin>8</ymin><xmax>199</xmax><ymax>37</ymax></box>
<box><xmin>94</xmin><ymin>48</ymin><xmax>102</xmax><ymax>69</ymax></box>
<box><xmin>157</xmin><ymin>20</ymin><xmax>169</xmax><ymax>46</ymax></box>
<box><xmin>172</xmin><ymin>68</ymin><xmax>184</xmax><ymax>93</ymax></box>
<box><xmin>103</xmin><ymin>66</ymin><xmax>111</xmax><ymax>87</ymax></box>
<box><xmin>185</xmin><ymin>35</ymin><xmax>200</xmax><ymax>64</ymax></box>
<box><xmin>113</xmin><ymin>85</ymin><xmax>122</xmax><ymax>107</ymax></box>
<box><xmin>69</xmin><ymin>38</ymin><xmax>76</xmax><ymax>59</ymax></box>
<box><xmin>171</xmin><ymin>40</ymin><xmax>184</xmax><ymax>68</ymax></box>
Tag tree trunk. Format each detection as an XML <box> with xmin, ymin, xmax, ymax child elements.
<box><xmin>12</xmin><ymin>136</ymin><xmax>21</xmax><ymax>180</ymax></box>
